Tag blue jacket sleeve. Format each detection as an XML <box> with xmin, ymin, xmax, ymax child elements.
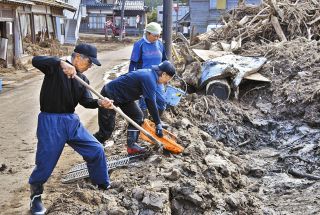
<box><xmin>130</xmin><ymin>41</ymin><xmax>141</xmax><ymax>62</ymax></box>
<box><xmin>140</xmin><ymin>74</ymin><xmax>160</xmax><ymax>124</ymax></box>
<box><xmin>129</xmin><ymin>40</ymin><xmax>143</xmax><ymax>72</ymax></box>
<box><xmin>32</xmin><ymin>56</ymin><xmax>61</xmax><ymax>75</ymax></box>
<box><xmin>129</xmin><ymin>60</ymin><xmax>138</xmax><ymax>72</ymax></box>
<box><xmin>145</xmin><ymin>98</ymin><xmax>161</xmax><ymax>125</ymax></box>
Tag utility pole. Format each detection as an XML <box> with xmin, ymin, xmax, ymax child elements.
<box><xmin>175</xmin><ymin>0</ymin><xmax>179</xmax><ymax>35</ymax></box>
<box><xmin>119</xmin><ymin>0</ymin><xmax>126</xmax><ymax>41</ymax></box>
<box><xmin>163</xmin><ymin>0</ymin><xmax>172</xmax><ymax>60</ymax></box>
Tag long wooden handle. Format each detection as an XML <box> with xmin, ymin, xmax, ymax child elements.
<box><xmin>74</xmin><ymin>75</ymin><xmax>162</xmax><ymax>148</ymax></box>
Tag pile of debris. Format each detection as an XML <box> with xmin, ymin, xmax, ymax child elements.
<box><xmin>47</xmin><ymin>114</ymin><xmax>266</xmax><ymax>215</ymax></box>
<box><xmin>168</xmin><ymin>0</ymin><xmax>320</xmax><ymax>212</ymax></box>
<box><xmin>194</xmin><ymin>0</ymin><xmax>320</xmax><ymax>45</ymax></box>
<box><xmin>22</xmin><ymin>37</ymin><xmax>71</xmax><ymax>56</ymax></box>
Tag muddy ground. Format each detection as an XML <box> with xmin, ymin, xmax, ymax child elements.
<box><xmin>1</xmin><ymin>33</ymin><xmax>320</xmax><ymax>214</ymax></box>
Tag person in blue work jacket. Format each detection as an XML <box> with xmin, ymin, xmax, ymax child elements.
<box><xmin>28</xmin><ymin>44</ymin><xmax>113</xmax><ymax>215</ymax></box>
<box><xmin>129</xmin><ymin>22</ymin><xmax>168</xmax><ymax>119</ymax></box>
<box><xmin>94</xmin><ymin>61</ymin><xmax>176</xmax><ymax>154</ymax></box>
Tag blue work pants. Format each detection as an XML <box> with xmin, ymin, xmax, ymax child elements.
<box><xmin>29</xmin><ymin>112</ymin><xmax>109</xmax><ymax>187</ymax></box>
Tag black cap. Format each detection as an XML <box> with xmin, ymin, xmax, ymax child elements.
<box><xmin>153</xmin><ymin>60</ymin><xmax>176</xmax><ymax>76</ymax></box>
<box><xmin>74</xmin><ymin>43</ymin><xmax>101</xmax><ymax>66</ymax></box>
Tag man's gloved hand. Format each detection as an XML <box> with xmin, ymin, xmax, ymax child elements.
<box><xmin>156</xmin><ymin>124</ymin><xmax>163</xmax><ymax>138</ymax></box>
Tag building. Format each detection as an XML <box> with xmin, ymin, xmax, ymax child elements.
<box><xmin>80</xmin><ymin>0</ymin><xmax>147</xmax><ymax>36</ymax></box>
<box><xmin>61</xmin><ymin>0</ymin><xmax>83</xmax><ymax>44</ymax></box>
<box><xmin>80</xmin><ymin>0</ymin><xmax>115</xmax><ymax>34</ymax></box>
<box><xmin>189</xmin><ymin>0</ymin><xmax>261</xmax><ymax>34</ymax></box>
<box><xmin>0</xmin><ymin>0</ymin><xmax>33</xmax><ymax>67</ymax></box>
<box><xmin>0</xmin><ymin>0</ymin><xmax>76</xmax><ymax>68</ymax></box>
<box><xmin>113</xmin><ymin>0</ymin><xmax>147</xmax><ymax>36</ymax></box>
<box><xmin>157</xmin><ymin>4</ymin><xmax>189</xmax><ymax>26</ymax></box>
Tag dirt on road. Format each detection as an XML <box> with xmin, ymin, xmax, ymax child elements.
<box><xmin>0</xmin><ymin>41</ymin><xmax>134</xmax><ymax>214</ymax></box>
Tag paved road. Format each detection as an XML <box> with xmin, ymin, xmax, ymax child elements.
<box><xmin>0</xmin><ymin>45</ymin><xmax>132</xmax><ymax>213</ymax></box>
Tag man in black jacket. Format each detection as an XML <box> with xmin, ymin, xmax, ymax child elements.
<box><xmin>28</xmin><ymin>44</ymin><xmax>113</xmax><ymax>215</ymax></box>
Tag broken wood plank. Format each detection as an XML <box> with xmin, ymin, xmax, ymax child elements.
<box><xmin>288</xmin><ymin>168</ymin><xmax>320</xmax><ymax>180</ymax></box>
<box><xmin>244</xmin><ymin>73</ymin><xmax>271</xmax><ymax>82</ymax></box>
<box><xmin>2</xmin><ymin>80</ymin><xmax>15</xmax><ymax>86</ymax></box>
<box><xmin>192</xmin><ymin>49</ymin><xmax>231</xmax><ymax>61</ymax></box>
<box><xmin>269</xmin><ymin>0</ymin><xmax>284</xmax><ymax>20</ymax></box>
<box><xmin>271</xmin><ymin>15</ymin><xmax>287</xmax><ymax>42</ymax></box>
<box><xmin>239</xmin><ymin>16</ymin><xmax>249</xmax><ymax>26</ymax></box>
<box><xmin>307</xmin><ymin>16</ymin><xmax>320</xmax><ymax>25</ymax></box>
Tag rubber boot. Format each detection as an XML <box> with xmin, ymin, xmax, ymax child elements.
<box><xmin>127</xmin><ymin>130</ymin><xmax>146</xmax><ymax>155</ymax></box>
<box><xmin>30</xmin><ymin>184</ymin><xmax>46</xmax><ymax>215</ymax></box>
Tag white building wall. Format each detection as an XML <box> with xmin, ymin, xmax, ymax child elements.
<box><xmin>63</xmin><ymin>0</ymin><xmax>81</xmax><ymax>18</ymax></box>
<box><xmin>55</xmin><ymin>17</ymin><xmax>64</xmax><ymax>44</ymax></box>
<box><xmin>157</xmin><ymin>5</ymin><xmax>189</xmax><ymax>24</ymax></box>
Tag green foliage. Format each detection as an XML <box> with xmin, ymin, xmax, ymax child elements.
<box><xmin>144</xmin><ymin>0</ymin><xmax>163</xmax><ymax>8</ymax></box>
<box><xmin>147</xmin><ymin>9</ymin><xmax>157</xmax><ymax>23</ymax></box>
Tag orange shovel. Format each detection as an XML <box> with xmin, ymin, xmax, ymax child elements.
<box><xmin>140</xmin><ymin>119</ymin><xmax>184</xmax><ymax>154</ymax></box>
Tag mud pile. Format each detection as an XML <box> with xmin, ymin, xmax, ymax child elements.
<box><xmin>242</xmin><ymin>39</ymin><xmax>320</xmax><ymax>125</ymax></box>
<box><xmin>23</xmin><ymin>37</ymin><xmax>71</xmax><ymax>57</ymax></box>
<box><xmin>46</xmin><ymin>114</ymin><xmax>266</xmax><ymax>214</ymax></box>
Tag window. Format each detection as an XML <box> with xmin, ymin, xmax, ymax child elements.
<box><xmin>114</xmin><ymin>17</ymin><xmax>128</xmax><ymax>27</ymax></box>
<box><xmin>89</xmin><ymin>15</ymin><xmax>105</xmax><ymax>29</ymax></box>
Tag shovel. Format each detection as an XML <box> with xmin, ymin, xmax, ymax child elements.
<box><xmin>74</xmin><ymin>75</ymin><xmax>163</xmax><ymax>151</ymax></box>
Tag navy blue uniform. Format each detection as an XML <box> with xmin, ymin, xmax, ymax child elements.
<box><xmin>129</xmin><ymin>36</ymin><xmax>168</xmax><ymax>112</ymax></box>
<box><xmin>29</xmin><ymin>56</ymin><xmax>110</xmax><ymax>187</ymax></box>
<box><xmin>95</xmin><ymin>68</ymin><xmax>161</xmax><ymax>141</ymax></box>
<box><xmin>129</xmin><ymin>37</ymin><xmax>167</xmax><ymax>71</ymax></box>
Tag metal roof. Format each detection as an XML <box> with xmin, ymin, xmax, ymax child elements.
<box><xmin>114</xmin><ymin>0</ymin><xmax>145</xmax><ymax>11</ymax></box>
<box><xmin>0</xmin><ymin>0</ymin><xmax>35</xmax><ymax>5</ymax></box>
<box><xmin>86</xmin><ymin>3</ymin><xmax>114</xmax><ymax>9</ymax></box>
<box><xmin>30</xmin><ymin>0</ymin><xmax>76</xmax><ymax>12</ymax></box>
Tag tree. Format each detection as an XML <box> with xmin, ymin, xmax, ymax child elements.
<box><xmin>147</xmin><ymin>9</ymin><xmax>157</xmax><ymax>23</ymax></box>
<box><xmin>144</xmin><ymin>0</ymin><xmax>163</xmax><ymax>9</ymax></box>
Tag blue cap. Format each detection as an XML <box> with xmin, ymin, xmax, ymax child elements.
<box><xmin>153</xmin><ymin>60</ymin><xmax>176</xmax><ymax>76</ymax></box>
<box><xmin>74</xmin><ymin>43</ymin><xmax>101</xmax><ymax>66</ymax></box>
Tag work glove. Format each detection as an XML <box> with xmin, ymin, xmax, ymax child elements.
<box><xmin>156</xmin><ymin>124</ymin><xmax>163</xmax><ymax>138</ymax></box>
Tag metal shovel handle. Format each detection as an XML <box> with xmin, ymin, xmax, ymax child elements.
<box><xmin>74</xmin><ymin>75</ymin><xmax>163</xmax><ymax>149</ymax></box>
